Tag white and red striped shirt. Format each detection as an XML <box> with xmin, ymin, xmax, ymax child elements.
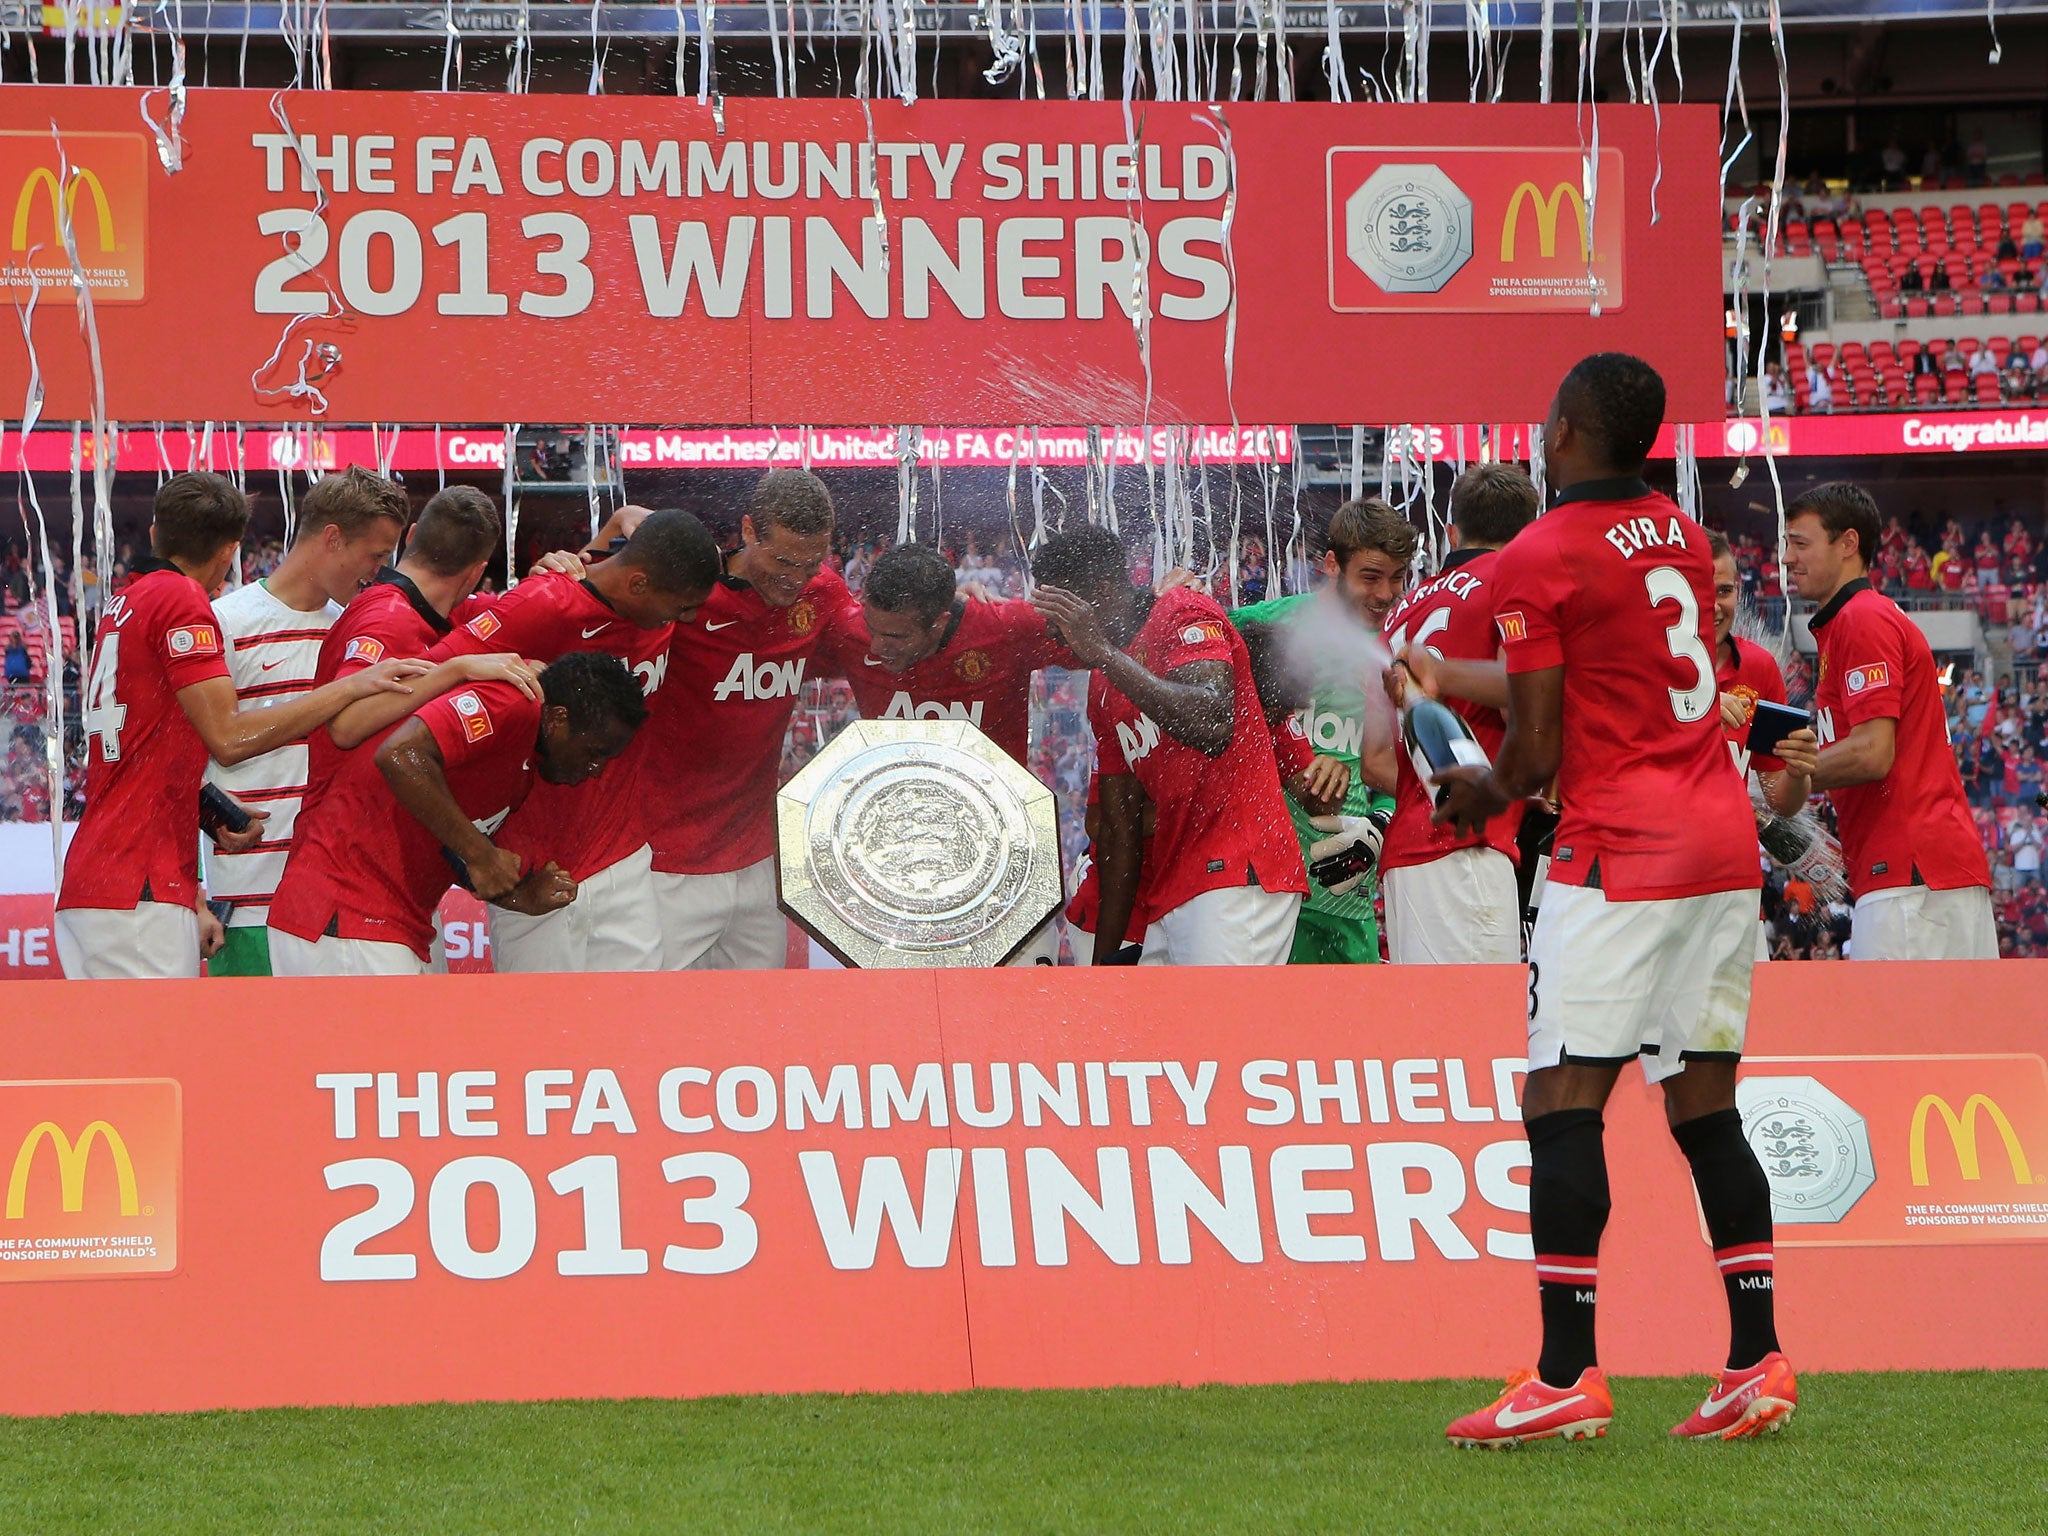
<box><xmin>203</xmin><ymin>579</ymin><xmax>341</xmax><ymax>927</ymax></box>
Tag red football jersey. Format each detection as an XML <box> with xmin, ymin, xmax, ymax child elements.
<box><xmin>1810</xmin><ymin>580</ymin><xmax>1989</xmax><ymax>897</ymax></box>
<box><xmin>1490</xmin><ymin>485</ymin><xmax>1760</xmax><ymax>901</ymax></box>
<box><xmin>429</xmin><ymin>571</ymin><xmax>672</xmax><ymax>882</ymax></box>
<box><xmin>828</xmin><ymin>598</ymin><xmax>1075</xmax><ymax>763</ymax></box>
<box><xmin>1379</xmin><ymin>547</ymin><xmax>1525</xmax><ymax>872</ymax></box>
<box><xmin>647</xmin><ymin>568</ymin><xmax>862</xmax><ymax>876</ymax></box>
<box><xmin>1091</xmin><ymin>587</ymin><xmax>1308</xmax><ymax>919</ymax></box>
<box><xmin>60</xmin><ymin>563</ymin><xmax>231</xmax><ymax>911</ymax></box>
<box><xmin>1716</xmin><ymin>634</ymin><xmax>1789</xmax><ymax>779</ymax></box>
<box><xmin>270</xmin><ymin>681</ymin><xmax>543</xmax><ymax>961</ymax></box>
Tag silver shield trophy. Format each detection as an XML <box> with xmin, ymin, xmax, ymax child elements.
<box><xmin>776</xmin><ymin>719</ymin><xmax>1065</xmax><ymax>967</ymax></box>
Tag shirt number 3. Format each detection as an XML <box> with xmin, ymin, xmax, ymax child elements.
<box><xmin>1645</xmin><ymin>566</ymin><xmax>1717</xmax><ymax>724</ymax></box>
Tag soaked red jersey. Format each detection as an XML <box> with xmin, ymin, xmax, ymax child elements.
<box><xmin>1716</xmin><ymin>634</ymin><xmax>1789</xmax><ymax>779</ymax></box>
<box><xmin>1379</xmin><ymin>547</ymin><xmax>1524</xmax><ymax>873</ymax></box>
<box><xmin>429</xmin><ymin>571</ymin><xmax>671</xmax><ymax>882</ymax></box>
<box><xmin>271</xmin><ymin>681</ymin><xmax>542</xmax><ymax>961</ymax></box>
<box><xmin>1091</xmin><ymin>587</ymin><xmax>1308</xmax><ymax>918</ymax></box>
<box><xmin>1810</xmin><ymin>580</ymin><xmax>1989</xmax><ymax>897</ymax></box>
<box><xmin>647</xmin><ymin>567</ymin><xmax>861</xmax><ymax>876</ymax></box>
<box><xmin>828</xmin><ymin>598</ymin><xmax>1075</xmax><ymax>763</ymax></box>
<box><xmin>60</xmin><ymin>562</ymin><xmax>231</xmax><ymax>911</ymax></box>
<box><xmin>1490</xmin><ymin>483</ymin><xmax>1759</xmax><ymax>901</ymax></box>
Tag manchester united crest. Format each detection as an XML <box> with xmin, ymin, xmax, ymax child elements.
<box><xmin>788</xmin><ymin>599</ymin><xmax>816</xmax><ymax>634</ymax></box>
<box><xmin>954</xmin><ymin>649</ymin><xmax>990</xmax><ymax>683</ymax></box>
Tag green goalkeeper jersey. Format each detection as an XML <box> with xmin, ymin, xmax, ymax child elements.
<box><xmin>1230</xmin><ymin>590</ymin><xmax>1393</xmax><ymax>925</ymax></box>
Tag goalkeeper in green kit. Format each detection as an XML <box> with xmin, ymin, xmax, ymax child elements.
<box><xmin>1232</xmin><ymin>498</ymin><xmax>1418</xmax><ymax>964</ymax></box>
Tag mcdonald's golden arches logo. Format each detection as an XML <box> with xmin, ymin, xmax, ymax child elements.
<box><xmin>5</xmin><ymin>1119</ymin><xmax>138</xmax><ymax>1218</ymax></box>
<box><xmin>0</xmin><ymin>1079</ymin><xmax>178</xmax><ymax>1280</ymax></box>
<box><xmin>10</xmin><ymin>164</ymin><xmax>115</xmax><ymax>254</ymax></box>
<box><xmin>0</xmin><ymin>129</ymin><xmax>147</xmax><ymax>304</ymax></box>
<box><xmin>1909</xmin><ymin>1093</ymin><xmax>2038</xmax><ymax>1186</ymax></box>
<box><xmin>1501</xmin><ymin>180</ymin><xmax>1591</xmax><ymax>263</ymax></box>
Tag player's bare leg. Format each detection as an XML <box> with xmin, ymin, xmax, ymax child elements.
<box><xmin>1448</xmin><ymin>1061</ymin><xmax>1622</xmax><ymax>1448</ymax></box>
<box><xmin>1662</xmin><ymin>1060</ymin><xmax>1798</xmax><ymax>1440</ymax></box>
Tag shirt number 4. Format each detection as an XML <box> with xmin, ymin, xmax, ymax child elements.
<box><xmin>1645</xmin><ymin>566</ymin><xmax>1717</xmax><ymax>725</ymax></box>
<box><xmin>82</xmin><ymin>631</ymin><xmax>128</xmax><ymax>761</ymax></box>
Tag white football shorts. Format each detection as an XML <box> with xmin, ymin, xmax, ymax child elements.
<box><xmin>654</xmin><ymin>858</ymin><xmax>787</xmax><ymax>970</ymax></box>
<box><xmin>1526</xmin><ymin>881</ymin><xmax>1758</xmax><ymax>1085</ymax></box>
<box><xmin>1139</xmin><ymin>883</ymin><xmax>1302</xmax><ymax>967</ymax></box>
<box><xmin>54</xmin><ymin>903</ymin><xmax>199</xmax><ymax>980</ymax></box>
<box><xmin>269</xmin><ymin>929</ymin><xmax>426</xmax><ymax>977</ymax></box>
<box><xmin>1382</xmin><ymin>846</ymin><xmax>1522</xmax><ymax>964</ymax></box>
<box><xmin>1849</xmin><ymin>884</ymin><xmax>1998</xmax><ymax>961</ymax></box>
<box><xmin>491</xmin><ymin>843</ymin><xmax>664</xmax><ymax>973</ymax></box>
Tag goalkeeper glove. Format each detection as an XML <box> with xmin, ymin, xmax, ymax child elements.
<box><xmin>1307</xmin><ymin>809</ymin><xmax>1392</xmax><ymax>896</ymax></box>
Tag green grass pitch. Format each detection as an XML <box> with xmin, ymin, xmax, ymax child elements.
<box><xmin>3</xmin><ymin>1373</ymin><xmax>2044</xmax><ymax>1534</ymax></box>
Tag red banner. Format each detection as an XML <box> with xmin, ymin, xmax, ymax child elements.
<box><xmin>0</xmin><ymin>962</ymin><xmax>2040</xmax><ymax>1415</ymax></box>
<box><xmin>0</xmin><ymin>91</ymin><xmax>1723</xmax><ymax>426</ymax></box>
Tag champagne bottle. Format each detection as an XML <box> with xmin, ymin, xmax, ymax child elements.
<box><xmin>1403</xmin><ymin>695</ymin><xmax>1491</xmax><ymax>807</ymax></box>
<box><xmin>1756</xmin><ymin>813</ymin><xmax>1810</xmax><ymax>868</ymax></box>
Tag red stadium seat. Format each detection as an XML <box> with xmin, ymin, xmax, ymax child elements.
<box><xmin>1915</xmin><ymin>375</ymin><xmax>1941</xmax><ymax>403</ymax></box>
<box><xmin>1810</xmin><ymin>342</ymin><xmax>1835</xmax><ymax>367</ymax></box>
<box><xmin>2020</xmin><ymin>293</ymin><xmax>2043</xmax><ymax>314</ymax></box>
<box><xmin>2020</xmin><ymin>335</ymin><xmax>2042</xmax><ymax>354</ymax></box>
<box><xmin>1992</xmin><ymin>338</ymin><xmax>2012</xmax><ymax>364</ymax></box>
<box><xmin>1927</xmin><ymin>338</ymin><xmax>1949</xmax><ymax>361</ymax></box>
<box><xmin>1946</xmin><ymin>375</ymin><xmax>1969</xmax><ymax>403</ymax></box>
<box><xmin>1988</xmin><ymin>293</ymin><xmax>2014</xmax><ymax>315</ymax></box>
<box><xmin>1976</xmin><ymin>374</ymin><xmax>2002</xmax><ymax>402</ymax></box>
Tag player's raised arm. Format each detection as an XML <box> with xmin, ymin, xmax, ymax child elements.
<box><xmin>1032</xmin><ymin>584</ymin><xmax>1235</xmax><ymax>757</ymax></box>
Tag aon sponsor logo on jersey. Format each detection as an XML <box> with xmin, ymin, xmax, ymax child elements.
<box><xmin>1115</xmin><ymin>713</ymin><xmax>1162</xmax><ymax>765</ymax></box>
<box><xmin>884</xmin><ymin>692</ymin><xmax>984</xmax><ymax>726</ymax></box>
<box><xmin>1297</xmin><ymin>706</ymin><xmax>1363</xmax><ymax>756</ymax></box>
<box><xmin>714</xmin><ymin>653</ymin><xmax>807</xmax><ymax>701</ymax></box>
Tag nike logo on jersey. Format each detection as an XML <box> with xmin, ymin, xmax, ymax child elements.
<box><xmin>1698</xmin><ymin>1372</ymin><xmax>1767</xmax><ymax>1417</ymax></box>
<box><xmin>704</xmin><ymin>619</ymin><xmax>738</xmax><ymax>632</ymax></box>
<box><xmin>259</xmin><ymin>658</ymin><xmax>287</xmax><ymax>671</ymax></box>
<box><xmin>581</xmin><ymin>624</ymin><xmax>610</xmax><ymax>639</ymax></box>
<box><xmin>863</xmin><ymin>655</ymin><xmax>890</xmax><ymax>667</ymax></box>
<box><xmin>1494</xmin><ymin>1394</ymin><xmax>1584</xmax><ymax>1430</ymax></box>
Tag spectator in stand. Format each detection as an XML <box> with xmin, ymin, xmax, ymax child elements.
<box><xmin>1930</xmin><ymin>262</ymin><xmax>1953</xmax><ymax>293</ymax></box>
<box><xmin>1969</xmin><ymin>343</ymin><xmax>2000</xmax><ymax>378</ymax></box>
<box><xmin>1993</xmin><ymin>852</ymin><xmax>2021</xmax><ymax>897</ymax></box>
<box><xmin>1996</xmin><ymin>230</ymin><xmax>2021</xmax><ymax>263</ymax></box>
<box><xmin>2027</xmin><ymin>340</ymin><xmax>2048</xmax><ymax>383</ymax></box>
<box><xmin>2005</xmin><ymin>361</ymin><xmax>2035</xmax><ymax>401</ymax></box>
<box><xmin>1976</xmin><ymin>531</ymin><xmax>2005</xmax><ymax>583</ymax></box>
<box><xmin>1963</xmin><ymin>670</ymin><xmax>1992</xmax><ymax>731</ymax></box>
<box><xmin>1904</xmin><ymin>540</ymin><xmax>1933</xmax><ymax>592</ymax></box>
<box><xmin>2010</xmin><ymin>809</ymin><xmax>2044</xmax><ymax>884</ymax></box>
<box><xmin>2009</xmin><ymin>611</ymin><xmax>2037</xmax><ymax>664</ymax></box>
<box><xmin>2014</xmin><ymin>520</ymin><xmax>2041</xmax><ymax>575</ymax></box>
<box><xmin>1762</xmin><ymin>362</ymin><xmax>1791</xmax><ymax>413</ymax></box>
<box><xmin>1899</xmin><ymin>262</ymin><xmax>1924</xmax><ymax>294</ymax></box>
<box><xmin>1806</xmin><ymin>366</ymin><xmax>1834</xmax><ymax>413</ymax></box>
<box><xmin>3</xmin><ymin>633</ymin><xmax>28</xmax><ymax>687</ymax></box>
<box><xmin>2024</xmin><ymin>212</ymin><xmax>2047</xmax><ymax>262</ymax></box>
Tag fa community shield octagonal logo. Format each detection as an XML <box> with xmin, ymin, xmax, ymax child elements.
<box><xmin>1343</xmin><ymin>164</ymin><xmax>1474</xmax><ymax>294</ymax></box>
<box><xmin>1737</xmin><ymin>1074</ymin><xmax>1877</xmax><ymax>1223</ymax></box>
